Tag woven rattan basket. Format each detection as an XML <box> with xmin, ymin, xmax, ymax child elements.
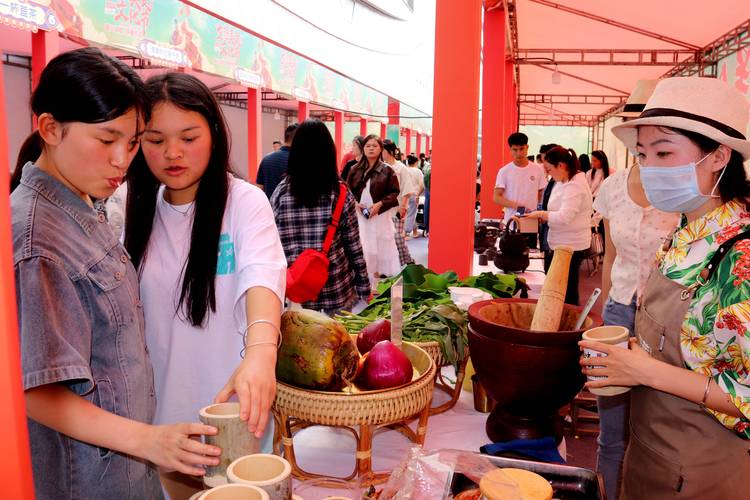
<box><xmin>274</xmin><ymin>341</ymin><xmax>435</xmax><ymax>427</ymax></box>
<box><xmin>413</xmin><ymin>340</ymin><xmax>448</xmax><ymax>367</ymax></box>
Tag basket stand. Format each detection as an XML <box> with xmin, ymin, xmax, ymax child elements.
<box><xmin>274</xmin><ymin>402</ymin><xmax>431</xmax><ymax>486</ymax></box>
<box><xmin>414</xmin><ymin>342</ymin><xmax>470</xmax><ymax>416</ymax></box>
<box><xmin>429</xmin><ymin>354</ymin><xmax>469</xmax><ymax>415</ymax></box>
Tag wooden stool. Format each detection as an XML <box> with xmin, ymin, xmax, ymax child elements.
<box><xmin>565</xmin><ymin>389</ymin><xmax>600</xmax><ymax>436</ymax></box>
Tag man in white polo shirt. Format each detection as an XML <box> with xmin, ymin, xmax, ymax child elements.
<box><xmin>493</xmin><ymin>132</ymin><xmax>546</xmax><ymax>248</ymax></box>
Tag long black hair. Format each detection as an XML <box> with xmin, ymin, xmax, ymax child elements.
<box><xmin>578</xmin><ymin>153</ymin><xmax>591</xmax><ymax>174</ymax></box>
<box><xmin>287</xmin><ymin>119</ymin><xmax>339</xmax><ymax>207</ymax></box>
<box><xmin>13</xmin><ymin>47</ymin><xmax>150</xmax><ymax>189</ymax></box>
<box><xmin>125</xmin><ymin>73</ymin><xmax>231</xmax><ymax>327</ymax></box>
<box><xmin>590</xmin><ymin>150</ymin><xmax>610</xmax><ymax>179</ymax></box>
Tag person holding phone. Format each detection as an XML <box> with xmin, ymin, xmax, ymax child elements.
<box><xmin>346</xmin><ymin>135</ymin><xmax>401</xmax><ymax>287</ymax></box>
<box><xmin>494</xmin><ymin>132</ymin><xmax>546</xmax><ymax>249</ymax></box>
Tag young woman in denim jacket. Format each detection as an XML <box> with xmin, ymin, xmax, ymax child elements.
<box><xmin>12</xmin><ymin>48</ymin><xmax>220</xmax><ymax>500</ymax></box>
<box><xmin>125</xmin><ymin>73</ymin><xmax>286</xmax><ymax>497</ymax></box>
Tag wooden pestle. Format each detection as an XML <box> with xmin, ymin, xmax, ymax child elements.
<box><xmin>530</xmin><ymin>245</ymin><xmax>573</xmax><ymax>332</ymax></box>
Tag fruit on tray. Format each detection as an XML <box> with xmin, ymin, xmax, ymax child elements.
<box><xmin>356</xmin><ymin>318</ymin><xmax>391</xmax><ymax>354</ymax></box>
<box><xmin>359</xmin><ymin>340</ymin><xmax>414</xmax><ymax>390</ymax></box>
<box><xmin>276</xmin><ymin>309</ymin><xmax>359</xmax><ymax>391</ymax></box>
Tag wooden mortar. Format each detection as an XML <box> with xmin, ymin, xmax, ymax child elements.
<box><xmin>530</xmin><ymin>246</ymin><xmax>572</xmax><ymax>332</ymax></box>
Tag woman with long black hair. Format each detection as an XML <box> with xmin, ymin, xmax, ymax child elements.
<box><xmin>271</xmin><ymin>119</ymin><xmax>370</xmax><ymax>315</ymax></box>
<box><xmin>125</xmin><ymin>73</ymin><xmax>286</xmax><ymax>497</ymax></box>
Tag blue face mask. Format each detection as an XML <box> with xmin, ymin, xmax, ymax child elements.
<box><xmin>639</xmin><ymin>154</ymin><xmax>726</xmax><ymax>213</ymax></box>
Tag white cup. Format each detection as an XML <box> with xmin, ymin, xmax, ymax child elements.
<box><xmin>582</xmin><ymin>325</ymin><xmax>630</xmax><ymax>396</ymax></box>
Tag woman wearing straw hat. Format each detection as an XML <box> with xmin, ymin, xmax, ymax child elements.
<box><xmin>580</xmin><ymin>77</ymin><xmax>750</xmax><ymax>499</ymax></box>
<box><xmin>590</xmin><ymin>80</ymin><xmax>680</xmax><ymax>500</ymax></box>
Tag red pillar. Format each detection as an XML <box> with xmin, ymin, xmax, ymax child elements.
<box><xmin>380</xmin><ymin>122</ymin><xmax>386</xmax><ymax>139</ymax></box>
<box><xmin>405</xmin><ymin>128</ymin><xmax>412</xmax><ymax>155</ymax></box>
<box><xmin>511</xmin><ymin>82</ymin><xmax>521</xmax><ymax>131</ymax></box>
<box><xmin>334</xmin><ymin>111</ymin><xmax>344</xmax><ymax>166</ymax></box>
<box><xmin>428</xmin><ymin>0</ymin><xmax>482</xmax><ymax>277</ymax></box>
<box><xmin>31</xmin><ymin>29</ymin><xmax>59</xmax><ymax>90</ymax></box>
<box><xmin>480</xmin><ymin>6</ymin><xmax>506</xmax><ymax>219</ymax></box>
<box><xmin>416</xmin><ymin>132</ymin><xmax>422</xmax><ymax>155</ymax></box>
<box><xmin>359</xmin><ymin>117</ymin><xmax>367</xmax><ymax>136</ymax></box>
<box><xmin>0</xmin><ymin>63</ymin><xmax>35</xmax><ymax>500</ymax></box>
<box><xmin>388</xmin><ymin>99</ymin><xmax>400</xmax><ymax>125</ymax></box>
<box><xmin>297</xmin><ymin>101</ymin><xmax>309</xmax><ymax>122</ymax></box>
<box><xmin>426</xmin><ymin>135</ymin><xmax>431</xmax><ymax>155</ymax></box>
<box><xmin>503</xmin><ymin>60</ymin><xmax>515</xmax><ymax>165</ymax></box>
<box><xmin>247</xmin><ymin>87</ymin><xmax>262</xmax><ymax>182</ymax></box>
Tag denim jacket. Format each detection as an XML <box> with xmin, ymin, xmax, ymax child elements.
<box><xmin>12</xmin><ymin>164</ymin><xmax>162</xmax><ymax>500</ymax></box>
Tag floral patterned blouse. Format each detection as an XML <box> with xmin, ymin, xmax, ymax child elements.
<box><xmin>657</xmin><ymin>201</ymin><xmax>750</xmax><ymax>439</ymax></box>
<box><xmin>656</xmin><ymin>200</ymin><xmax>750</xmax><ymax>438</ymax></box>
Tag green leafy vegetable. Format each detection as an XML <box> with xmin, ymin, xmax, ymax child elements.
<box><xmin>335</xmin><ymin>265</ymin><xmax>526</xmax><ymax>370</ymax></box>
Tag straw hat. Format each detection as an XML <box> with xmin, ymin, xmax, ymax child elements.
<box><xmin>615</xmin><ymin>79</ymin><xmax>658</xmax><ymax>118</ymax></box>
<box><xmin>612</xmin><ymin>77</ymin><xmax>750</xmax><ymax>160</ymax></box>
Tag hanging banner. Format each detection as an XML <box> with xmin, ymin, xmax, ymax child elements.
<box><xmin>43</xmin><ymin>0</ymin><xmax>388</xmax><ymax>117</ymax></box>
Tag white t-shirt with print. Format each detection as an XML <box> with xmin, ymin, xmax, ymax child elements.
<box><xmin>494</xmin><ymin>161</ymin><xmax>546</xmax><ymax>221</ymax></box>
<box><xmin>140</xmin><ymin>177</ymin><xmax>286</xmax><ymax>449</ymax></box>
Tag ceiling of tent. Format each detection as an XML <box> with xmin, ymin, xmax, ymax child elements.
<box><xmin>509</xmin><ymin>0</ymin><xmax>750</xmax><ymax>126</ymax></box>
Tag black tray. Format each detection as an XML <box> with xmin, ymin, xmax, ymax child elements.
<box><xmin>449</xmin><ymin>454</ymin><xmax>605</xmax><ymax>500</ymax></box>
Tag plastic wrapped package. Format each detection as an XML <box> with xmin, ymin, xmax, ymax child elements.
<box><xmin>379</xmin><ymin>448</ymin><xmax>509</xmax><ymax>500</ymax></box>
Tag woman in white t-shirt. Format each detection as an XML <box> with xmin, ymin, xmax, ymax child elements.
<box><xmin>525</xmin><ymin>146</ymin><xmax>592</xmax><ymax>305</ymax></box>
<box><xmin>591</xmin><ymin>162</ymin><xmax>679</xmax><ymax>500</ymax></box>
<box><xmin>125</xmin><ymin>73</ymin><xmax>286</xmax><ymax>497</ymax></box>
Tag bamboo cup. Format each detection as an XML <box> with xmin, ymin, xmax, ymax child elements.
<box><xmin>582</xmin><ymin>326</ymin><xmax>631</xmax><ymax>396</ymax></box>
<box><xmin>530</xmin><ymin>245</ymin><xmax>573</xmax><ymax>332</ymax></box>
<box><xmin>227</xmin><ymin>454</ymin><xmax>292</xmax><ymax>500</ymax></box>
<box><xmin>198</xmin><ymin>483</ymin><xmax>269</xmax><ymax>500</ymax></box>
<box><xmin>199</xmin><ymin>402</ymin><xmax>261</xmax><ymax>487</ymax></box>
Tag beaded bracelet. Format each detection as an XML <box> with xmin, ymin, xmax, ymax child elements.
<box><xmin>698</xmin><ymin>374</ymin><xmax>712</xmax><ymax>411</ymax></box>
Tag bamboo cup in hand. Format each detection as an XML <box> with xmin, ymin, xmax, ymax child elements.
<box><xmin>199</xmin><ymin>402</ymin><xmax>261</xmax><ymax>487</ymax></box>
<box><xmin>530</xmin><ymin>245</ymin><xmax>573</xmax><ymax>332</ymax></box>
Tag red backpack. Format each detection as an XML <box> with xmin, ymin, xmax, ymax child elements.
<box><xmin>286</xmin><ymin>183</ymin><xmax>348</xmax><ymax>303</ymax></box>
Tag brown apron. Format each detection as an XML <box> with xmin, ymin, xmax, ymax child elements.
<box><xmin>621</xmin><ymin>268</ymin><xmax>750</xmax><ymax>499</ymax></box>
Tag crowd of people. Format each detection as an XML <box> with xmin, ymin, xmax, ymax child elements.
<box><xmin>8</xmin><ymin>46</ymin><xmax>750</xmax><ymax>500</ymax></box>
